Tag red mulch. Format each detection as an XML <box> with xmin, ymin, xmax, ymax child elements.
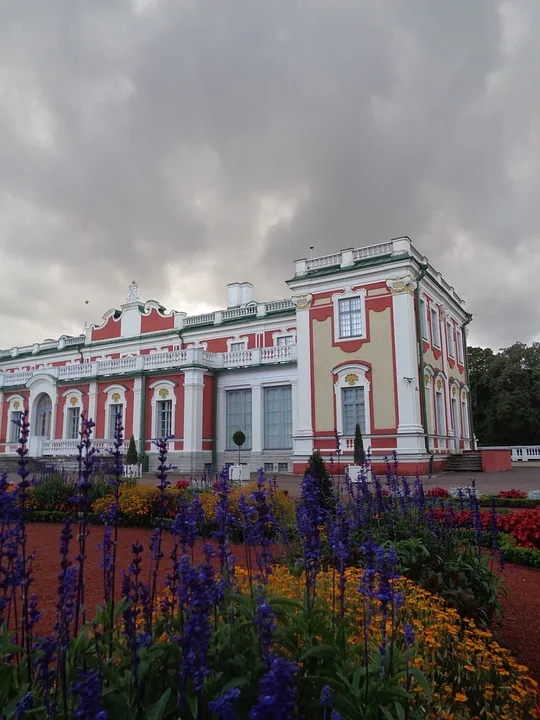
<box><xmin>26</xmin><ymin>524</ymin><xmax>540</xmax><ymax>684</ymax></box>
<box><xmin>494</xmin><ymin>562</ymin><xmax>540</xmax><ymax>683</ymax></box>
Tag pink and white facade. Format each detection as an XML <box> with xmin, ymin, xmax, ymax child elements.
<box><xmin>0</xmin><ymin>237</ymin><xmax>472</xmax><ymax>475</ymax></box>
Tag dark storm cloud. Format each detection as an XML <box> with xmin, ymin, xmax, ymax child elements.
<box><xmin>0</xmin><ymin>0</ymin><xmax>538</xmax><ymax>349</ymax></box>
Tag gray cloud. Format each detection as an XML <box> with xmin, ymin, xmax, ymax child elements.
<box><xmin>0</xmin><ymin>0</ymin><xmax>539</xmax><ymax>350</ymax></box>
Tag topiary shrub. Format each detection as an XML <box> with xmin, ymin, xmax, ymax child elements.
<box><xmin>353</xmin><ymin>422</ymin><xmax>365</xmax><ymax>465</ymax></box>
<box><xmin>232</xmin><ymin>429</ymin><xmax>246</xmax><ymax>466</ymax></box>
<box><xmin>126</xmin><ymin>435</ymin><xmax>139</xmax><ymax>465</ymax></box>
<box><xmin>304</xmin><ymin>450</ymin><xmax>334</xmax><ymax>510</ymax></box>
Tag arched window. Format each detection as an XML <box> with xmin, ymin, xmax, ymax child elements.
<box><xmin>7</xmin><ymin>396</ymin><xmax>25</xmax><ymax>444</ymax></box>
<box><xmin>63</xmin><ymin>391</ymin><xmax>83</xmax><ymax>440</ymax></box>
<box><xmin>333</xmin><ymin>364</ymin><xmax>371</xmax><ymax>438</ymax></box>
<box><xmin>103</xmin><ymin>385</ymin><xmax>127</xmax><ymax>439</ymax></box>
<box><xmin>149</xmin><ymin>381</ymin><xmax>177</xmax><ymax>440</ymax></box>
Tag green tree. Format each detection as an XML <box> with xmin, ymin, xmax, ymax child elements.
<box><xmin>232</xmin><ymin>430</ymin><xmax>246</xmax><ymax>466</ymax></box>
<box><xmin>353</xmin><ymin>422</ymin><xmax>365</xmax><ymax>465</ymax></box>
<box><xmin>304</xmin><ymin>450</ymin><xmax>334</xmax><ymax>510</ymax></box>
<box><xmin>468</xmin><ymin>342</ymin><xmax>540</xmax><ymax>446</ymax></box>
<box><xmin>125</xmin><ymin>435</ymin><xmax>139</xmax><ymax>465</ymax></box>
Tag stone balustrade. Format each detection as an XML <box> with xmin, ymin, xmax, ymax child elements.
<box><xmin>0</xmin><ymin>344</ymin><xmax>297</xmax><ymax>388</ymax></box>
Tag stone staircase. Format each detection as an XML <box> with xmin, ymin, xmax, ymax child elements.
<box><xmin>445</xmin><ymin>451</ymin><xmax>483</xmax><ymax>473</ymax></box>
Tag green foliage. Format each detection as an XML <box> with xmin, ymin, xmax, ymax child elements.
<box><xmin>390</xmin><ymin>532</ymin><xmax>503</xmax><ymax>627</ymax></box>
<box><xmin>497</xmin><ymin>533</ymin><xmax>540</xmax><ymax>568</ymax></box>
<box><xmin>353</xmin><ymin>423</ymin><xmax>365</xmax><ymax>466</ymax></box>
<box><xmin>232</xmin><ymin>429</ymin><xmax>246</xmax><ymax>464</ymax></box>
<box><xmin>468</xmin><ymin>342</ymin><xmax>540</xmax><ymax>445</ymax></box>
<box><xmin>125</xmin><ymin>435</ymin><xmax>139</xmax><ymax>465</ymax></box>
<box><xmin>477</xmin><ymin>495</ymin><xmax>540</xmax><ymax>509</ymax></box>
<box><xmin>304</xmin><ymin>450</ymin><xmax>334</xmax><ymax>510</ymax></box>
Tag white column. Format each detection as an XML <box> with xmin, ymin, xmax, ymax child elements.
<box><xmin>132</xmin><ymin>376</ymin><xmax>143</xmax><ymax>442</ymax></box>
<box><xmin>438</xmin><ymin>307</ymin><xmax>452</xmax><ymax>446</ymax></box>
<box><xmin>251</xmin><ymin>383</ymin><xmax>263</xmax><ymax>453</ymax></box>
<box><xmin>0</xmin><ymin>392</ymin><xmax>4</xmax><ymax>447</ymax></box>
<box><xmin>387</xmin><ymin>278</ymin><xmax>424</xmax><ymax>455</ymax></box>
<box><xmin>292</xmin><ymin>295</ymin><xmax>313</xmax><ymax>459</ymax></box>
<box><xmin>183</xmin><ymin>368</ymin><xmax>204</xmax><ymax>453</ymax></box>
<box><xmin>88</xmin><ymin>381</ymin><xmax>98</xmax><ymax>425</ymax></box>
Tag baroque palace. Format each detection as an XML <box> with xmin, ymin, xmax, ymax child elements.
<box><xmin>0</xmin><ymin>237</ymin><xmax>472</xmax><ymax>475</ymax></box>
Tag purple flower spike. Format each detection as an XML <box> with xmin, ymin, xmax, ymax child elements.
<box><xmin>249</xmin><ymin>655</ymin><xmax>298</xmax><ymax>720</ymax></box>
<box><xmin>208</xmin><ymin>688</ymin><xmax>241</xmax><ymax>720</ymax></box>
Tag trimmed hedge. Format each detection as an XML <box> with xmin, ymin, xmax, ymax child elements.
<box><xmin>498</xmin><ymin>533</ymin><xmax>540</xmax><ymax>569</ymax></box>
<box><xmin>478</xmin><ymin>496</ymin><xmax>540</xmax><ymax>509</ymax></box>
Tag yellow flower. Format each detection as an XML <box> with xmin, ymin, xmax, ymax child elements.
<box><xmin>454</xmin><ymin>692</ymin><xmax>467</xmax><ymax>702</ymax></box>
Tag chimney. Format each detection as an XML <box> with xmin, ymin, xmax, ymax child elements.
<box><xmin>227</xmin><ymin>283</ymin><xmax>241</xmax><ymax>308</ymax></box>
<box><xmin>227</xmin><ymin>282</ymin><xmax>254</xmax><ymax>307</ymax></box>
<box><xmin>239</xmin><ymin>282</ymin><xmax>253</xmax><ymax>305</ymax></box>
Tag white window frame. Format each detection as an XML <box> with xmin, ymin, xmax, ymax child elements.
<box><xmin>430</xmin><ymin>306</ymin><xmax>441</xmax><ymax>347</ymax></box>
<box><xmin>103</xmin><ymin>385</ymin><xmax>127</xmax><ymax>439</ymax></box>
<box><xmin>434</xmin><ymin>375</ymin><xmax>446</xmax><ymax>439</ymax></box>
<box><xmin>333</xmin><ymin>363</ymin><xmax>371</xmax><ymax>438</ymax></box>
<box><xmin>227</xmin><ymin>335</ymin><xmax>248</xmax><ymax>352</ymax></box>
<box><xmin>273</xmin><ymin>329</ymin><xmax>297</xmax><ymax>347</ymax></box>
<box><xmin>450</xmin><ymin>382</ymin><xmax>461</xmax><ymax>439</ymax></box>
<box><xmin>62</xmin><ymin>390</ymin><xmax>83</xmax><ymax>440</ymax></box>
<box><xmin>447</xmin><ymin>321</ymin><xmax>455</xmax><ymax>358</ymax></box>
<box><xmin>423</xmin><ymin>367</ymin><xmax>434</xmax><ymax>448</ymax></box>
<box><xmin>149</xmin><ymin>380</ymin><xmax>177</xmax><ymax>440</ymax></box>
<box><xmin>332</xmin><ymin>288</ymin><xmax>367</xmax><ymax>343</ymax></box>
<box><xmin>7</xmin><ymin>395</ymin><xmax>25</xmax><ymax>444</ymax></box>
<box><xmin>263</xmin><ymin>385</ymin><xmax>293</xmax><ymax>450</ymax></box>
<box><xmin>457</xmin><ymin>329</ymin><xmax>464</xmax><ymax>364</ymax></box>
<box><xmin>420</xmin><ymin>299</ymin><xmax>429</xmax><ymax>340</ymax></box>
<box><xmin>225</xmin><ymin>388</ymin><xmax>253</xmax><ymax>450</ymax></box>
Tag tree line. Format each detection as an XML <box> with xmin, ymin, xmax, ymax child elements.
<box><xmin>468</xmin><ymin>342</ymin><xmax>540</xmax><ymax>446</ymax></box>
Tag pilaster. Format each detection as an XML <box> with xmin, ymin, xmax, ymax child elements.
<box><xmin>183</xmin><ymin>368</ymin><xmax>205</xmax><ymax>454</ymax></box>
<box><xmin>251</xmin><ymin>383</ymin><xmax>263</xmax><ymax>453</ymax></box>
<box><xmin>387</xmin><ymin>277</ymin><xmax>425</xmax><ymax>455</ymax></box>
<box><xmin>88</xmin><ymin>381</ymin><xmax>98</xmax><ymax>425</ymax></box>
<box><xmin>291</xmin><ymin>294</ymin><xmax>313</xmax><ymax>460</ymax></box>
<box><xmin>132</xmin><ymin>376</ymin><xmax>143</xmax><ymax>442</ymax></box>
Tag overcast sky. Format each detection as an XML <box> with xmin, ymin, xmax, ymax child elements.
<box><xmin>1</xmin><ymin>0</ymin><xmax>539</xmax><ymax>351</ymax></box>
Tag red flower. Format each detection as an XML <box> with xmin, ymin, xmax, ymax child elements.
<box><xmin>175</xmin><ymin>480</ymin><xmax>190</xmax><ymax>490</ymax></box>
<box><xmin>499</xmin><ymin>489</ymin><xmax>526</xmax><ymax>499</ymax></box>
<box><xmin>426</xmin><ymin>487</ymin><xmax>450</xmax><ymax>498</ymax></box>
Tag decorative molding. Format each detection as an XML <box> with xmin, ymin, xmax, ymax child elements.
<box><xmin>386</xmin><ymin>276</ymin><xmax>417</xmax><ymax>295</ymax></box>
<box><xmin>344</xmin><ymin>372</ymin><xmax>359</xmax><ymax>386</ymax></box>
<box><xmin>436</xmin><ymin>377</ymin><xmax>443</xmax><ymax>392</ymax></box>
<box><xmin>292</xmin><ymin>294</ymin><xmax>312</xmax><ymax>310</ymax></box>
<box><xmin>158</xmin><ymin>388</ymin><xmax>170</xmax><ymax>399</ymax></box>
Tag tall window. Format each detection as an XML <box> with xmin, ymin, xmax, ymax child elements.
<box><xmin>156</xmin><ymin>399</ymin><xmax>172</xmax><ymax>438</ymax></box>
<box><xmin>435</xmin><ymin>391</ymin><xmax>446</xmax><ymax>436</ymax></box>
<box><xmin>447</xmin><ymin>322</ymin><xmax>455</xmax><ymax>357</ymax></box>
<box><xmin>341</xmin><ymin>386</ymin><xmax>366</xmax><ymax>435</ymax></box>
<box><xmin>108</xmin><ymin>404</ymin><xmax>123</xmax><ymax>438</ymax></box>
<box><xmin>457</xmin><ymin>330</ymin><xmax>464</xmax><ymax>363</ymax></box>
<box><xmin>66</xmin><ymin>407</ymin><xmax>80</xmax><ymax>440</ymax></box>
<box><xmin>338</xmin><ymin>297</ymin><xmax>362</xmax><ymax>338</ymax></box>
<box><xmin>430</xmin><ymin>308</ymin><xmax>440</xmax><ymax>347</ymax></box>
<box><xmin>276</xmin><ymin>335</ymin><xmax>293</xmax><ymax>346</ymax></box>
<box><xmin>461</xmin><ymin>397</ymin><xmax>469</xmax><ymax>438</ymax></box>
<box><xmin>420</xmin><ymin>300</ymin><xmax>428</xmax><ymax>339</ymax></box>
<box><xmin>226</xmin><ymin>390</ymin><xmax>252</xmax><ymax>450</ymax></box>
<box><xmin>264</xmin><ymin>386</ymin><xmax>292</xmax><ymax>449</ymax></box>
<box><xmin>9</xmin><ymin>411</ymin><xmax>22</xmax><ymax>443</ymax></box>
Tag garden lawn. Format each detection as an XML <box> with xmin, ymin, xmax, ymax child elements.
<box><xmin>27</xmin><ymin>523</ymin><xmax>540</xmax><ymax>685</ymax></box>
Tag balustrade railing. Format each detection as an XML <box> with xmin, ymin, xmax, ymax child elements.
<box><xmin>511</xmin><ymin>446</ymin><xmax>540</xmax><ymax>462</ymax></box>
<box><xmin>0</xmin><ymin>343</ymin><xmax>298</xmax><ymax>387</ymax></box>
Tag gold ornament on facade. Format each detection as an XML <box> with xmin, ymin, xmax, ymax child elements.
<box><xmin>386</xmin><ymin>276</ymin><xmax>417</xmax><ymax>295</ymax></box>
<box><xmin>345</xmin><ymin>373</ymin><xmax>359</xmax><ymax>386</ymax></box>
<box><xmin>13</xmin><ymin>401</ymin><xmax>20</xmax><ymax>410</ymax></box>
<box><xmin>159</xmin><ymin>388</ymin><xmax>170</xmax><ymax>399</ymax></box>
<box><xmin>111</xmin><ymin>392</ymin><xmax>121</xmax><ymax>403</ymax></box>
<box><xmin>452</xmin><ymin>386</ymin><xmax>457</xmax><ymax>398</ymax></box>
<box><xmin>70</xmin><ymin>397</ymin><xmax>78</xmax><ymax>406</ymax></box>
<box><xmin>436</xmin><ymin>378</ymin><xmax>442</xmax><ymax>392</ymax></box>
<box><xmin>292</xmin><ymin>294</ymin><xmax>312</xmax><ymax>310</ymax></box>
<box><xmin>424</xmin><ymin>373</ymin><xmax>430</xmax><ymax>387</ymax></box>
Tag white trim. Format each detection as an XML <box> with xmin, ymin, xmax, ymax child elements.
<box><xmin>272</xmin><ymin>329</ymin><xmax>297</xmax><ymax>346</ymax></box>
<box><xmin>429</xmin><ymin>304</ymin><xmax>441</xmax><ymax>348</ymax></box>
<box><xmin>333</xmin><ymin>363</ymin><xmax>371</xmax><ymax>439</ymax></box>
<box><xmin>217</xmin><ymin>365</ymin><xmax>298</xmax><ymax>454</ymax></box>
<box><xmin>332</xmin><ymin>287</ymin><xmax>367</xmax><ymax>343</ymax></box>
<box><xmin>420</xmin><ymin>298</ymin><xmax>429</xmax><ymax>340</ymax></box>
<box><xmin>446</xmin><ymin>320</ymin><xmax>456</xmax><ymax>358</ymax></box>
<box><xmin>149</xmin><ymin>379</ymin><xmax>177</xmax><ymax>441</ymax></box>
<box><xmin>456</xmin><ymin>328</ymin><xmax>464</xmax><ymax>364</ymax></box>
<box><xmin>103</xmin><ymin>384</ymin><xmax>127</xmax><ymax>439</ymax></box>
<box><xmin>62</xmin><ymin>389</ymin><xmax>83</xmax><ymax>440</ymax></box>
<box><xmin>226</xmin><ymin>335</ymin><xmax>248</xmax><ymax>352</ymax></box>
